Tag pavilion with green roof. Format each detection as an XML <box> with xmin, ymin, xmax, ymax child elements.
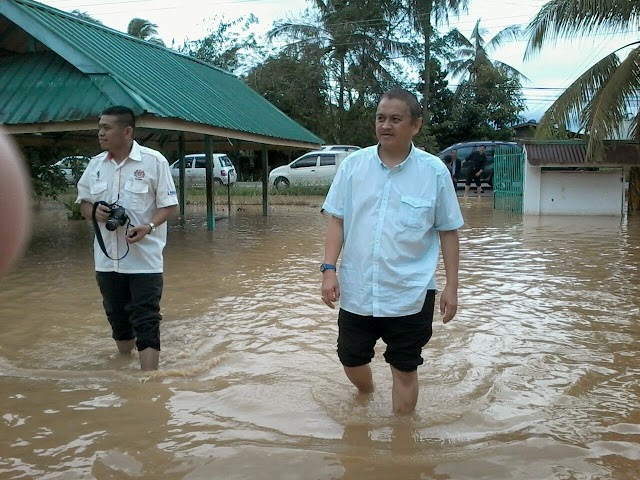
<box><xmin>0</xmin><ymin>0</ymin><xmax>323</xmax><ymax>222</ymax></box>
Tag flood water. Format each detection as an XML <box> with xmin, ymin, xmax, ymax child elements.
<box><xmin>0</xmin><ymin>197</ymin><xmax>639</xmax><ymax>480</ymax></box>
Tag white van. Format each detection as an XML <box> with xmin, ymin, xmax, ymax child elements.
<box><xmin>170</xmin><ymin>153</ymin><xmax>237</xmax><ymax>186</ymax></box>
<box><xmin>268</xmin><ymin>150</ymin><xmax>350</xmax><ymax>189</ymax></box>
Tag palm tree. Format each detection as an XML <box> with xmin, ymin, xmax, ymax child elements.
<box><xmin>127</xmin><ymin>18</ymin><xmax>165</xmax><ymax>46</ymax></box>
<box><xmin>524</xmin><ymin>0</ymin><xmax>640</xmax><ymax>160</ymax></box>
<box><xmin>267</xmin><ymin>0</ymin><xmax>411</xmax><ymax>139</ymax></box>
<box><xmin>448</xmin><ymin>19</ymin><xmax>528</xmax><ymax>83</ymax></box>
<box><xmin>403</xmin><ymin>0</ymin><xmax>469</xmax><ymax>126</ymax></box>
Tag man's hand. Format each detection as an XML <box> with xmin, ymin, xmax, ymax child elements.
<box><xmin>321</xmin><ymin>271</ymin><xmax>340</xmax><ymax>309</ymax></box>
<box><xmin>93</xmin><ymin>203</ymin><xmax>111</xmax><ymax>223</ymax></box>
<box><xmin>439</xmin><ymin>285</ymin><xmax>458</xmax><ymax>323</ymax></box>
<box><xmin>126</xmin><ymin>225</ymin><xmax>150</xmax><ymax>244</ymax></box>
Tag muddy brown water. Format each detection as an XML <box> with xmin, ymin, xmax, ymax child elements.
<box><xmin>0</xmin><ymin>198</ymin><xmax>639</xmax><ymax>479</ymax></box>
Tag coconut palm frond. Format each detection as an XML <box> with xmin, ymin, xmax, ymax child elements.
<box><xmin>584</xmin><ymin>45</ymin><xmax>640</xmax><ymax>160</ymax></box>
<box><xmin>266</xmin><ymin>21</ymin><xmax>323</xmax><ymax>42</ymax></box>
<box><xmin>470</xmin><ymin>19</ymin><xmax>489</xmax><ymax>49</ymax></box>
<box><xmin>486</xmin><ymin>25</ymin><xmax>522</xmax><ymax>52</ymax></box>
<box><xmin>446</xmin><ymin>29</ymin><xmax>474</xmax><ymax>49</ymax></box>
<box><xmin>448</xmin><ymin>59</ymin><xmax>472</xmax><ymax>79</ymax></box>
<box><xmin>632</xmin><ymin>109</ymin><xmax>640</xmax><ymax>140</ymax></box>
<box><xmin>536</xmin><ymin>52</ymin><xmax>621</xmax><ymax>139</ymax></box>
<box><xmin>525</xmin><ymin>0</ymin><xmax>640</xmax><ymax>59</ymax></box>
<box><xmin>494</xmin><ymin>61</ymin><xmax>531</xmax><ymax>82</ymax></box>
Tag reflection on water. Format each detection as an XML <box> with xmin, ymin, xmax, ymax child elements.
<box><xmin>0</xmin><ymin>198</ymin><xmax>639</xmax><ymax>479</ymax></box>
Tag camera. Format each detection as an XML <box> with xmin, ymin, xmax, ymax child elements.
<box><xmin>98</xmin><ymin>201</ymin><xmax>130</xmax><ymax>231</ymax></box>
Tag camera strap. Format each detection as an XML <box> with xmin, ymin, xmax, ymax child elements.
<box><xmin>92</xmin><ymin>201</ymin><xmax>130</xmax><ymax>261</ymax></box>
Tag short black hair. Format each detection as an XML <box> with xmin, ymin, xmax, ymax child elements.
<box><xmin>379</xmin><ymin>88</ymin><xmax>422</xmax><ymax>120</ymax></box>
<box><xmin>100</xmin><ymin>106</ymin><xmax>135</xmax><ymax>129</ymax></box>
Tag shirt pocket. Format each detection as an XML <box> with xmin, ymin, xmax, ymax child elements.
<box><xmin>124</xmin><ymin>180</ymin><xmax>149</xmax><ymax>212</ymax></box>
<box><xmin>399</xmin><ymin>196</ymin><xmax>433</xmax><ymax>230</ymax></box>
<box><xmin>90</xmin><ymin>182</ymin><xmax>108</xmax><ymax>202</ymax></box>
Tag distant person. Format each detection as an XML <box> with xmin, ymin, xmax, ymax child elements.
<box><xmin>76</xmin><ymin>106</ymin><xmax>179</xmax><ymax>371</ymax></box>
<box><xmin>0</xmin><ymin>129</ymin><xmax>31</xmax><ymax>280</ymax></box>
<box><xmin>320</xmin><ymin>88</ymin><xmax>464</xmax><ymax>414</ymax></box>
<box><xmin>463</xmin><ymin>145</ymin><xmax>487</xmax><ymax>197</ymax></box>
<box><xmin>443</xmin><ymin>148</ymin><xmax>462</xmax><ymax>186</ymax></box>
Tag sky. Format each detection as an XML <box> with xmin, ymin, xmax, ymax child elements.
<box><xmin>41</xmin><ymin>0</ymin><xmax>638</xmax><ymax>121</ymax></box>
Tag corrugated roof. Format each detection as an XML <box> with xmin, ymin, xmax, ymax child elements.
<box><xmin>524</xmin><ymin>141</ymin><xmax>640</xmax><ymax>167</ymax></box>
<box><xmin>0</xmin><ymin>0</ymin><xmax>323</xmax><ymax>146</ymax></box>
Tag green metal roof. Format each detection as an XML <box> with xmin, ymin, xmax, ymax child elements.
<box><xmin>0</xmin><ymin>0</ymin><xmax>323</xmax><ymax>146</ymax></box>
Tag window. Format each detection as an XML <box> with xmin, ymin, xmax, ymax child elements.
<box><xmin>195</xmin><ymin>158</ymin><xmax>206</xmax><ymax>168</ymax></box>
<box><xmin>455</xmin><ymin>146</ymin><xmax>474</xmax><ymax>160</ymax></box>
<box><xmin>291</xmin><ymin>156</ymin><xmax>318</xmax><ymax>168</ymax></box>
<box><xmin>319</xmin><ymin>155</ymin><xmax>336</xmax><ymax>166</ymax></box>
<box><xmin>220</xmin><ymin>156</ymin><xmax>233</xmax><ymax>167</ymax></box>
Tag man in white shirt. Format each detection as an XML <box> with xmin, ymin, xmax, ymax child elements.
<box><xmin>77</xmin><ymin>106</ymin><xmax>179</xmax><ymax>370</ymax></box>
<box><xmin>321</xmin><ymin>88</ymin><xmax>463</xmax><ymax>414</ymax></box>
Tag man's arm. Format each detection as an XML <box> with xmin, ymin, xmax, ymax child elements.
<box><xmin>321</xmin><ymin>215</ymin><xmax>344</xmax><ymax>309</ymax></box>
<box><xmin>439</xmin><ymin>229</ymin><xmax>460</xmax><ymax>323</ymax></box>
<box><xmin>127</xmin><ymin>205</ymin><xmax>179</xmax><ymax>243</ymax></box>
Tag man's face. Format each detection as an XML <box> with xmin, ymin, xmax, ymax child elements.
<box><xmin>375</xmin><ymin>98</ymin><xmax>422</xmax><ymax>151</ymax></box>
<box><xmin>479</xmin><ymin>146</ymin><xmax>486</xmax><ymax>154</ymax></box>
<box><xmin>98</xmin><ymin>115</ymin><xmax>130</xmax><ymax>152</ymax></box>
<box><xmin>451</xmin><ymin>149</ymin><xmax>458</xmax><ymax>159</ymax></box>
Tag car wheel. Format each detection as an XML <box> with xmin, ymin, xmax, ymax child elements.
<box><xmin>274</xmin><ymin>177</ymin><xmax>290</xmax><ymax>190</ymax></box>
<box><xmin>213</xmin><ymin>178</ymin><xmax>223</xmax><ymax>187</ymax></box>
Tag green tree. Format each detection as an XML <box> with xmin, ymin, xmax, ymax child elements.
<box><xmin>179</xmin><ymin>15</ymin><xmax>261</xmax><ymax>74</ymax></box>
<box><xmin>525</xmin><ymin>0</ymin><xmax>640</xmax><ymax>159</ymax></box>
<box><xmin>244</xmin><ymin>47</ymin><xmax>330</xmax><ymax>140</ymax></box>
<box><xmin>402</xmin><ymin>0</ymin><xmax>469</xmax><ymax>129</ymax></box>
<box><xmin>127</xmin><ymin>18</ymin><xmax>165</xmax><ymax>46</ymax></box>
<box><xmin>448</xmin><ymin>19</ymin><xmax>527</xmax><ymax>83</ymax></box>
<box><xmin>267</xmin><ymin>0</ymin><xmax>411</xmax><ymax>140</ymax></box>
<box><xmin>453</xmin><ymin>64</ymin><xmax>526</xmax><ymax>141</ymax></box>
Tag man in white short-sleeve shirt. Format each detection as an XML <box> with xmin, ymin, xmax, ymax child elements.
<box><xmin>77</xmin><ymin>106</ymin><xmax>178</xmax><ymax>371</ymax></box>
<box><xmin>321</xmin><ymin>88</ymin><xmax>464</xmax><ymax>414</ymax></box>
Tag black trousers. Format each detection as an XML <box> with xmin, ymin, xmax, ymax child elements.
<box><xmin>96</xmin><ymin>272</ymin><xmax>163</xmax><ymax>351</ymax></box>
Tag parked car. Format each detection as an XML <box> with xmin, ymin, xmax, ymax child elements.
<box><xmin>53</xmin><ymin>156</ymin><xmax>91</xmax><ymax>184</ymax></box>
<box><xmin>268</xmin><ymin>150</ymin><xmax>350</xmax><ymax>189</ymax></box>
<box><xmin>170</xmin><ymin>153</ymin><xmax>237</xmax><ymax>187</ymax></box>
<box><xmin>437</xmin><ymin>141</ymin><xmax>522</xmax><ymax>187</ymax></box>
<box><xmin>320</xmin><ymin>145</ymin><xmax>361</xmax><ymax>152</ymax></box>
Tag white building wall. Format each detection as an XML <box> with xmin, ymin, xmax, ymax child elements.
<box><xmin>538</xmin><ymin>171</ymin><xmax>624</xmax><ymax>215</ymax></box>
<box><xmin>523</xmin><ymin>155</ymin><xmax>542</xmax><ymax>215</ymax></box>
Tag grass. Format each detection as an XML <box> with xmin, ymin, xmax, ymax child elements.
<box><xmin>47</xmin><ymin>184</ymin><xmax>328</xmax><ymax>216</ymax></box>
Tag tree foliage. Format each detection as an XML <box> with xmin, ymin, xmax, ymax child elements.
<box><xmin>179</xmin><ymin>15</ymin><xmax>261</xmax><ymax>73</ymax></box>
<box><xmin>127</xmin><ymin>18</ymin><xmax>165</xmax><ymax>46</ymax></box>
<box><xmin>525</xmin><ymin>0</ymin><xmax>640</xmax><ymax>160</ymax></box>
<box><xmin>453</xmin><ymin>64</ymin><xmax>526</xmax><ymax>141</ymax></box>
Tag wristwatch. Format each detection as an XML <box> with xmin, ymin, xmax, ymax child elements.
<box><xmin>320</xmin><ymin>263</ymin><xmax>337</xmax><ymax>273</ymax></box>
<box><xmin>147</xmin><ymin>222</ymin><xmax>156</xmax><ymax>234</ymax></box>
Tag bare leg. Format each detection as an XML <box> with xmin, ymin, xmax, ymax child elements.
<box><xmin>139</xmin><ymin>348</ymin><xmax>159</xmax><ymax>371</ymax></box>
<box><xmin>477</xmin><ymin>184</ymin><xmax>482</xmax><ymax>196</ymax></box>
<box><xmin>464</xmin><ymin>185</ymin><xmax>470</xmax><ymax>197</ymax></box>
<box><xmin>116</xmin><ymin>339</ymin><xmax>135</xmax><ymax>354</ymax></box>
<box><xmin>390</xmin><ymin>366</ymin><xmax>419</xmax><ymax>414</ymax></box>
<box><xmin>344</xmin><ymin>365</ymin><xmax>374</xmax><ymax>393</ymax></box>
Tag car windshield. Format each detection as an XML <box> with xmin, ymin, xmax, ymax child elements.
<box><xmin>220</xmin><ymin>156</ymin><xmax>233</xmax><ymax>167</ymax></box>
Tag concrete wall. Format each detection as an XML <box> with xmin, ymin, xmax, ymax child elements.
<box><xmin>524</xmin><ymin>162</ymin><xmax>624</xmax><ymax>216</ymax></box>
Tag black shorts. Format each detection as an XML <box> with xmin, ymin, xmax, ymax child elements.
<box><xmin>465</xmin><ymin>170</ymin><xmax>482</xmax><ymax>187</ymax></box>
<box><xmin>337</xmin><ymin>290</ymin><xmax>436</xmax><ymax>372</ymax></box>
<box><xmin>96</xmin><ymin>272</ymin><xmax>163</xmax><ymax>351</ymax></box>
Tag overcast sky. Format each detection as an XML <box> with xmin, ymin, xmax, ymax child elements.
<box><xmin>42</xmin><ymin>0</ymin><xmax>637</xmax><ymax>121</ymax></box>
